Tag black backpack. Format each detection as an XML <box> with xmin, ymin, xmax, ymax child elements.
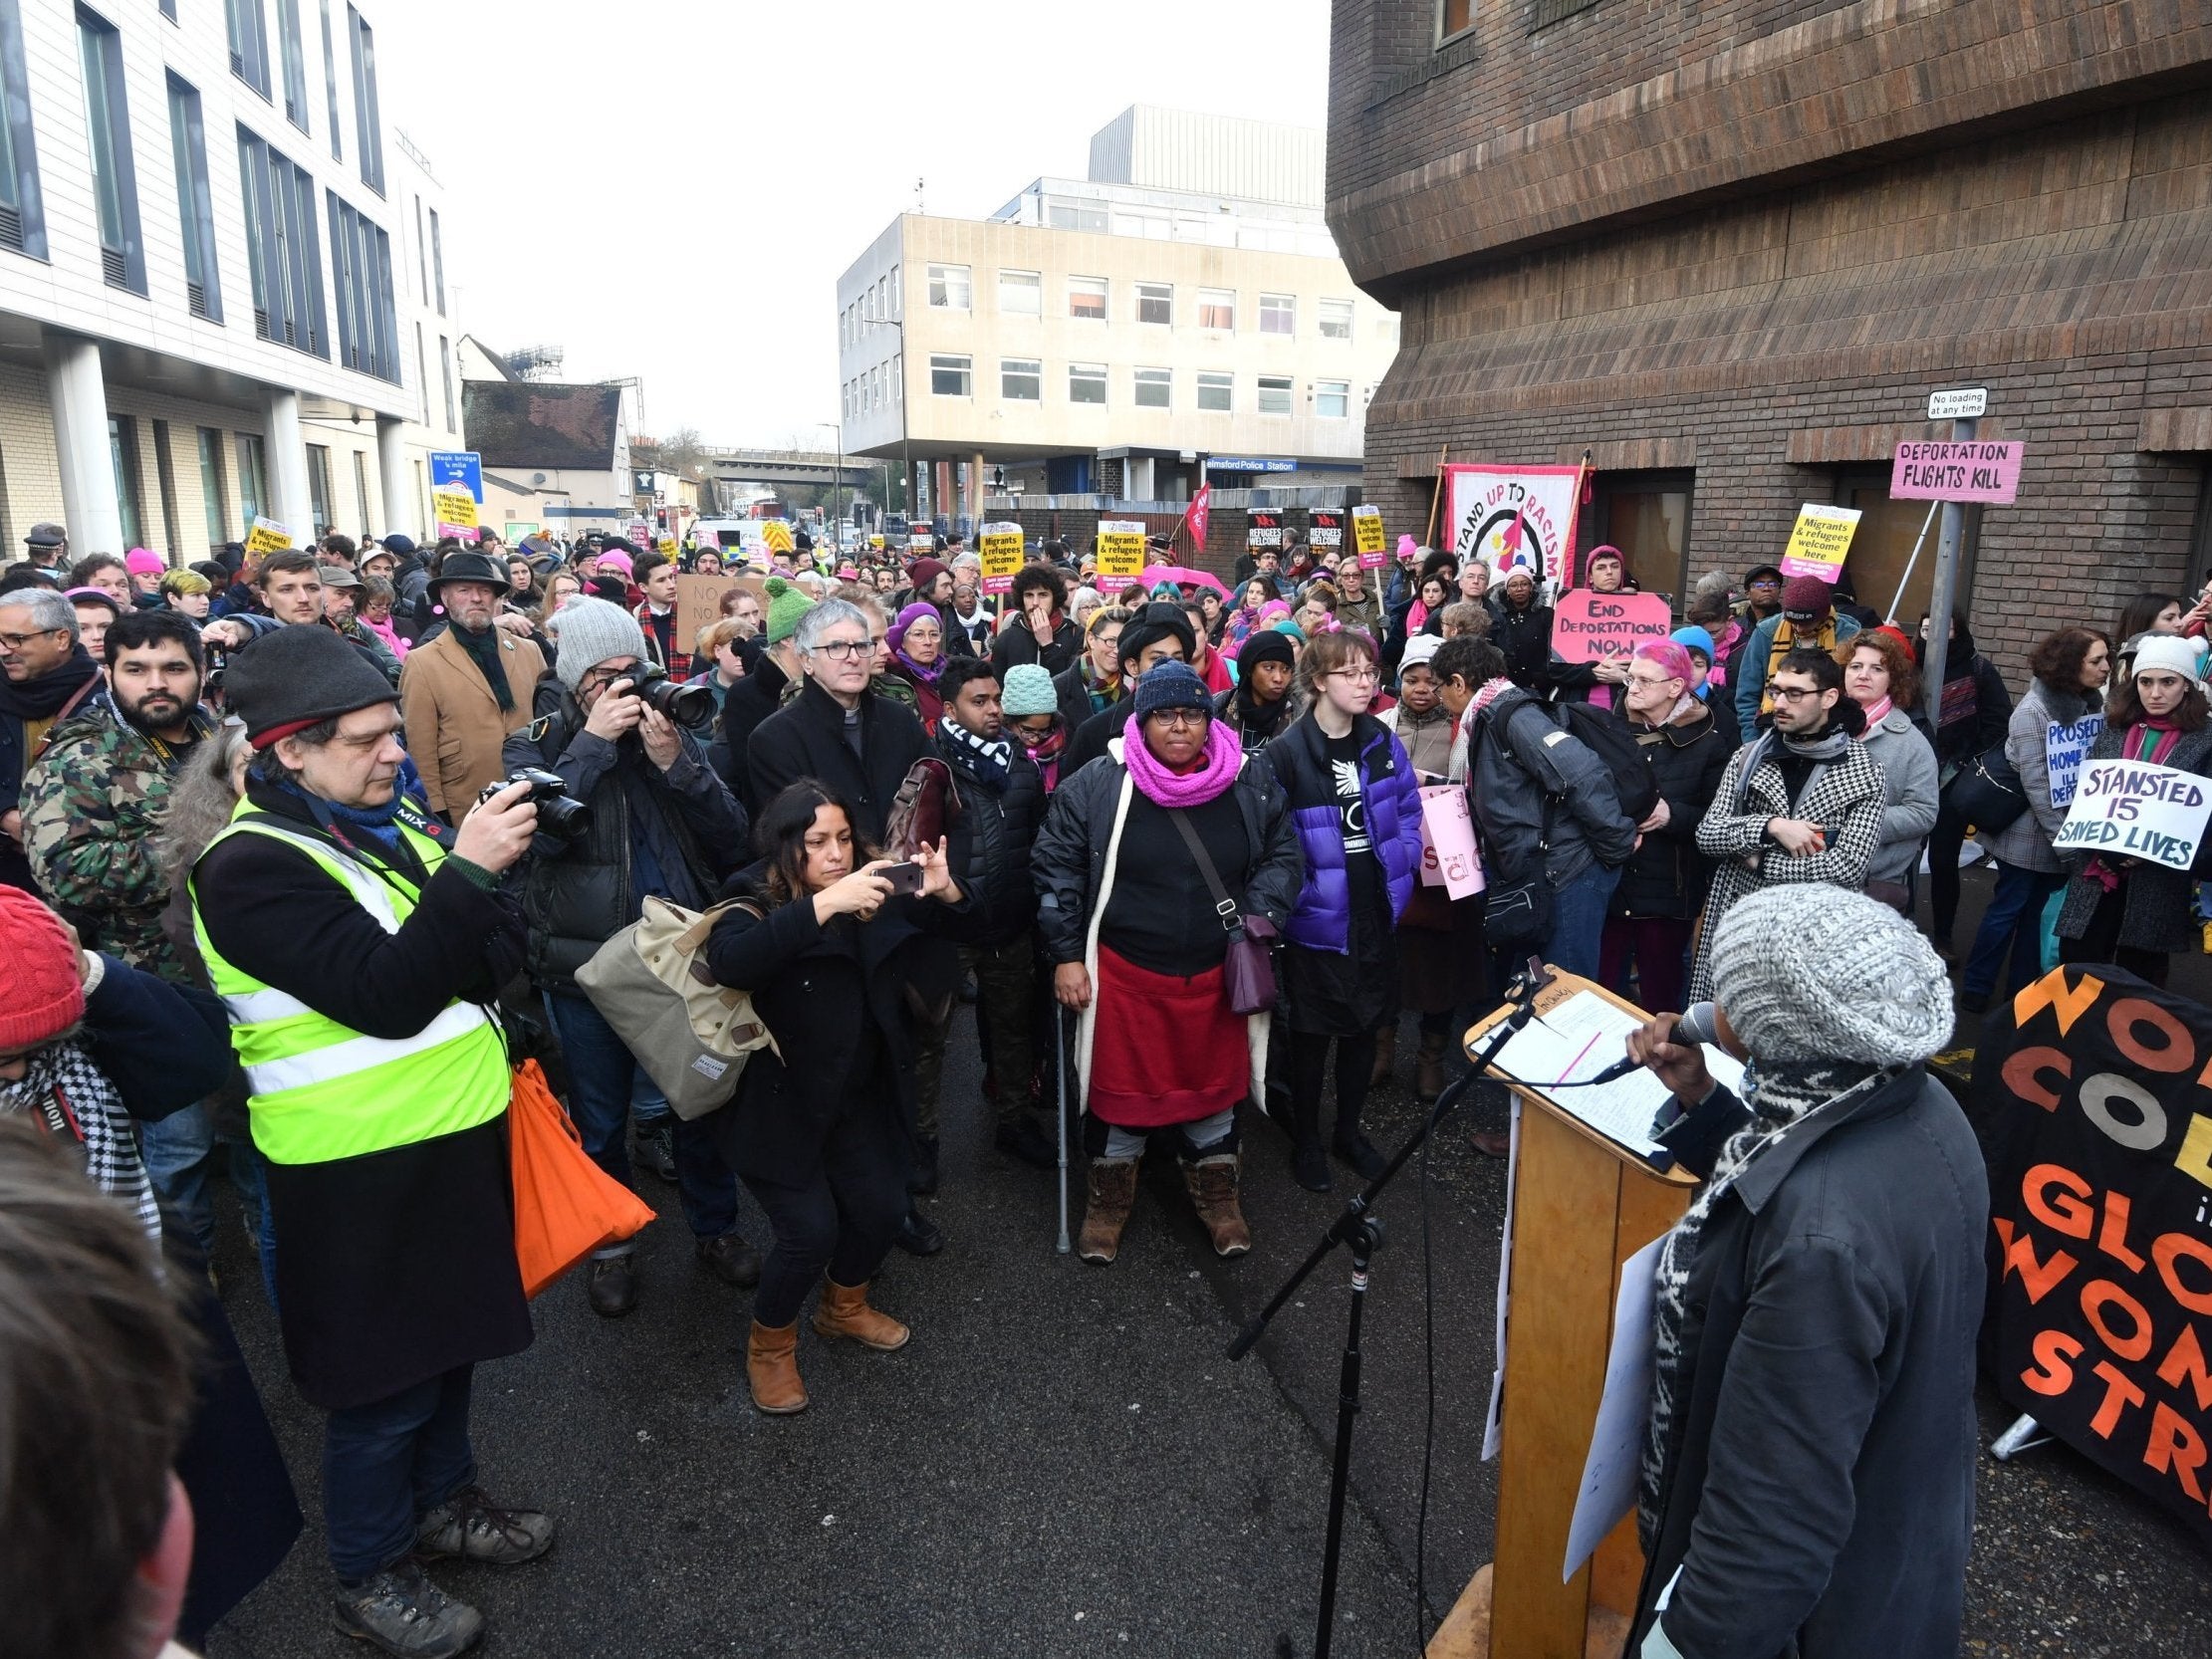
<box><xmin>1543</xmin><ymin>699</ymin><xmax>1659</xmax><ymax>825</ymax></box>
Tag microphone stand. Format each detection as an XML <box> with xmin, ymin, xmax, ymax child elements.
<box><xmin>1229</xmin><ymin>961</ymin><xmax>1555</xmax><ymax>1659</ymax></box>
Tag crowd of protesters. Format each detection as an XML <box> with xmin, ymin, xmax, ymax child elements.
<box><xmin>3</xmin><ymin>500</ymin><xmax>2208</xmax><ymax>1659</ymax></box>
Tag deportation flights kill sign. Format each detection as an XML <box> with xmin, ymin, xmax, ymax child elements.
<box><xmin>1550</xmin><ymin>590</ymin><xmax>1674</xmax><ymax>662</ymax></box>
<box><xmin>1973</xmin><ymin>967</ymin><xmax>2212</xmax><ymax>1548</ymax></box>
<box><xmin>1097</xmin><ymin>520</ymin><xmax>1145</xmax><ymax>581</ymax></box>
<box><xmin>1891</xmin><ymin>440</ymin><xmax>2025</xmax><ymax>505</ymax></box>
<box><xmin>2052</xmin><ymin>760</ymin><xmax>2212</xmax><ymax>870</ymax></box>
<box><xmin>1779</xmin><ymin>503</ymin><xmax>1861</xmax><ymax>583</ymax></box>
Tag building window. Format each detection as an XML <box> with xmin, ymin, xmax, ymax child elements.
<box><xmin>1046</xmin><ymin>197</ymin><xmax>1107</xmax><ymax>233</ymax></box>
<box><xmin>226</xmin><ymin>0</ymin><xmax>270</xmax><ymax>98</ymax></box>
<box><xmin>1136</xmin><ymin>281</ymin><xmax>1172</xmax><ymax>325</ymax></box>
<box><xmin>277</xmin><ymin>0</ymin><xmax>308</xmax><ymax>129</ymax></box>
<box><xmin>930</xmin><ymin>354</ymin><xmax>971</xmax><ymax>397</ymax></box>
<box><xmin>1320</xmin><ymin>298</ymin><xmax>1353</xmax><ymax>341</ymax></box>
<box><xmin>166</xmin><ymin>77</ymin><xmax>221</xmax><ymax>322</ymax></box>
<box><xmin>347</xmin><ymin>5</ymin><xmax>381</xmax><ymax>193</ymax></box>
<box><xmin>78</xmin><ymin>8</ymin><xmax>144</xmax><ymax>295</ymax></box>
<box><xmin>1001</xmin><ymin>358</ymin><xmax>1041</xmax><ymax>402</ymax></box>
<box><xmin>109</xmin><ymin>416</ymin><xmax>142</xmax><ymax>549</ymax></box>
<box><xmin>1133</xmin><ymin>367</ymin><xmax>1170</xmax><ymax>409</ymax></box>
<box><xmin>1069</xmin><ymin>362</ymin><xmax>1106</xmax><ymax>406</ymax></box>
<box><xmin>1438</xmin><ymin>0</ymin><xmax>1473</xmax><ymax>44</ymax></box>
<box><xmin>1067</xmin><ymin>275</ymin><xmax>1107</xmax><ymax>321</ymax></box>
<box><xmin>306</xmin><ymin>441</ymin><xmax>331</xmax><ymax>531</ymax></box>
<box><xmin>159</xmin><ymin>0</ymin><xmax>174</xmax><ymax>16</ymax></box>
<box><xmin>329</xmin><ymin>192</ymin><xmax>398</xmax><ymax>380</ymax></box>
<box><xmin>413</xmin><ymin>196</ymin><xmax>427</xmax><ymax>303</ymax></box>
<box><xmin>352</xmin><ymin>449</ymin><xmax>369</xmax><ymax>531</ymax></box>
<box><xmin>197</xmin><ymin>426</ymin><xmax>227</xmax><ymax>547</ymax></box>
<box><xmin>1257</xmin><ymin>374</ymin><xmax>1293</xmax><ymax>415</ymax></box>
<box><xmin>927</xmin><ymin>263</ymin><xmax>970</xmax><ymax>310</ymax></box>
<box><xmin>1316</xmin><ymin>379</ymin><xmax>1350</xmax><ymax>419</ymax></box>
<box><xmin>1260</xmin><ymin>293</ymin><xmax>1295</xmax><ymax>337</ymax></box>
<box><xmin>1197</xmin><ymin>287</ymin><xmax>1235</xmax><ymax>331</ymax></box>
<box><xmin>438</xmin><ymin>334</ymin><xmax>454</xmax><ymax>430</ymax></box>
<box><xmin>427</xmin><ymin>206</ymin><xmax>444</xmax><ymax>314</ymax></box>
<box><xmin>0</xmin><ymin>0</ymin><xmax>44</xmax><ymax>258</ymax></box>
<box><xmin>318</xmin><ymin>0</ymin><xmax>340</xmax><ymax>158</ymax></box>
<box><xmin>893</xmin><ymin>353</ymin><xmax>901</xmax><ymax>402</ymax></box>
<box><xmin>151</xmin><ymin>419</ymin><xmax>179</xmax><ymax>558</ymax></box>
<box><xmin>237</xmin><ymin>125</ymin><xmax>326</xmax><ymax>355</ymax></box>
<box><xmin>998</xmin><ymin>268</ymin><xmax>1041</xmax><ymax>316</ymax></box>
<box><xmin>413</xmin><ymin>321</ymin><xmax>426</xmax><ymax>422</ymax></box>
<box><xmin>1197</xmin><ymin>371</ymin><xmax>1231</xmax><ymax>413</ymax></box>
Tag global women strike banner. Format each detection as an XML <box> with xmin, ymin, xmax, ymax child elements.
<box><xmin>1972</xmin><ymin>967</ymin><xmax>2212</xmax><ymax>1546</ymax></box>
<box><xmin>1444</xmin><ymin>465</ymin><xmax>1584</xmax><ymax>591</ymax></box>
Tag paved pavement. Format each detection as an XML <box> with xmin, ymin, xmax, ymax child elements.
<box><xmin>201</xmin><ymin>860</ymin><xmax>2212</xmax><ymax>1657</ymax></box>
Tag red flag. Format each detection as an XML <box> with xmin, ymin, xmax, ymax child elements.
<box><xmin>1183</xmin><ymin>484</ymin><xmax>1212</xmax><ymax>550</ymax></box>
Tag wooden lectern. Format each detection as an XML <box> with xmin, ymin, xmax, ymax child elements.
<box><xmin>1433</xmin><ymin>971</ymin><xmax>1696</xmax><ymax>1659</ymax></box>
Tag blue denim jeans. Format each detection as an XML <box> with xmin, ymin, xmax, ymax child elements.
<box><xmin>1961</xmin><ymin>859</ymin><xmax>2066</xmax><ymax>998</ymax></box>
<box><xmin>543</xmin><ymin>991</ymin><xmax>738</xmax><ymax>1240</ymax></box>
<box><xmin>323</xmin><ymin>1363</ymin><xmax>475</xmax><ymax>1581</ymax></box>
<box><xmin>138</xmin><ymin>1101</ymin><xmax>217</xmax><ymax>1256</ymax></box>
<box><xmin>1545</xmin><ymin>861</ymin><xmax>1622</xmax><ymax>982</ymax></box>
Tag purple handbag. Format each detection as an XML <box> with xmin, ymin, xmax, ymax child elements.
<box><xmin>1168</xmin><ymin>809</ymin><xmax>1278</xmax><ymax>1015</ymax></box>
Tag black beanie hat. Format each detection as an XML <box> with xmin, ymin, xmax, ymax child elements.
<box><xmin>1238</xmin><ymin>629</ymin><xmax>1296</xmax><ymax>673</ymax></box>
<box><xmin>1117</xmin><ymin>601</ymin><xmax>1196</xmax><ymax>669</ymax></box>
<box><xmin>223</xmin><ymin>624</ymin><xmax>397</xmax><ymax>748</ymax></box>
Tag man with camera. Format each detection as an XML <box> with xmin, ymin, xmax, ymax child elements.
<box><xmin>189</xmin><ymin>625</ymin><xmax>552</xmax><ymax>1659</ymax></box>
<box><xmin>502</xmin><ymin>596</ymin><xmax>755</xmax><ymax>1316</ymax></box>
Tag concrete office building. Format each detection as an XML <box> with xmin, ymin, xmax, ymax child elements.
<box><xmin>0</xmin><ymin>0</ymin><xmax>465</xmax><ymax>567</ymax></box>
<box><xmin>836</xmin><ymin>106</ymin><xmax>1400</xmax><ymax>530</ymax></box>
<box><xmin>1330</xmin><ymin>1</ymin><xmax>2212</xmax><ymax>675</ymax></box>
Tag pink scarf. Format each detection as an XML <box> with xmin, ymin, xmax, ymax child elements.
<box><xmin>1859</xmin><ymin>695</ymin><xmax>1893</xmax><ymax>727</ymax></box>
<box><xmin>1122</xmin><ymin>719</ymin><xmax>1242</xmax><ymax>809</ymax></box>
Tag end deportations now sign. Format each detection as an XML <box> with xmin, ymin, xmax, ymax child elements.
<box><xmin>1975</xmin><ymin>968</ymin><xmax>2212</xmax><ymax>1545</ymax></box>
<box><xmin>1891</xmin><ymin>440</ymin><xmax>2025</xmax><ymax>505</ymax></box>
<box><xmin>2053</xmin><ymin>760</ymin><xmax>2212</xmax><ymax>869</ymax></box>
<box><xmin>1550</xmin><ymin>590</ymin><xmax>1674</xmax><ymax>662</ymax></box>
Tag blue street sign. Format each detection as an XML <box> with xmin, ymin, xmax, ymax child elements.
<box><xmin>1210</xmin><ymin>456</ymin><xmax>1299</xmax><ymax>473</ymax></box>
<box><xmin>430</xmin><ymin>450</ymin><xmax>483</xmax><ymax>501</ymax></box>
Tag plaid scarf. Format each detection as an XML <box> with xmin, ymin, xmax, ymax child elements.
<box><xmin>1</xmin><ymin>1041</ymin><xmax>160</xmax><ymax>1243</ymax></box>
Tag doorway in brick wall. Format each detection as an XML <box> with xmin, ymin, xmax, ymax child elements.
<box><xmin>2187</xmin><ymin>465</ymin><xmax>2212</xmax><ymax>595</ymax></box>
<box><xmin>1587</xmin><ymin>470</ymin><xmax>1694</xmax><ymax>605</ymax></box>
<box><xmin>1834</xmin><ymin>469</ymin><xmax>1979</xmax><ymax>627</ymax></box>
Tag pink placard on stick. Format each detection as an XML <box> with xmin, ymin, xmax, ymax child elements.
<box><xmin>1416</xmin><ymin>785</ymin><xmax>1484</xmax><ymax>899</ymax></box>
<box><xmin>1549</xmin><ymin>589</ymin><xmax>1674</xmax><ymax>663</ymax></box>
<box><xmin>1890</xmin><ymin>441</ymin><xmax>2024</xmax><ymax>505</ymax></box>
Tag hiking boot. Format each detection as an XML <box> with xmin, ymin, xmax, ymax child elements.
<box><xmin>1181</xmin><ymin>1152</ymin><xmax>1253</xmax><ymax>1258</ymax></box>
<box><xmin>585</xmin><ymin>1253</ymin><xmax>636</xmax><ymax>1317</ymax></box>
<box><xmin>333</xmin><ymin>1559</ymin><xmax>482</xmax><ymax>1658</ymax></box>
<box><xmin>1291</xmin><ymin>1138</ymin><xmax>1332</xmax><ymax>1193</ymax></box>
<box><xmin>695</xmin><ymin>1232</ymin><xmax>762</xmax><ymax>1289</ymax></box>
<box><xmin>1414</xmin><ymin>1031</ymin><xmax>1451</xmax><ymax>1103</ymax></box>
<box><xmin>812</xmin><ymin>1277</ymin><xmax>911</xmax><ymax>1350</ymax></box>
<box><xmin>747</xmin><ymin>1319</ymin><xmax>808</xmax><ymax>1415</ymax></box>
<box><xmin>994</xmin><ymin>1113</ymin><xmax>1058</xmax><ymax>1170</ymax></box>
<box><xmin>1078</xmin><ymin>1157</ymin><xmax>1139</xmax><ymax>1265</ymax></box>
<box><xmin>415</xmin><ymin>1486</ymin><xmax>556</xmax><ymax>1566</ymax></box>
<box><xmin>895</xmin><ymin>1205</ymin><xmax>944</xmax><ymax>1257</ymax></box>
<box><xmin>1471</xmin><ymin>1128</ymin><xmax>1511</xmax><ymax>1159</ymax></box>
<box><xmin>634</xmin><ymin>1121</ymin><xmax>677</xmax><ymax>1184</ymax></box>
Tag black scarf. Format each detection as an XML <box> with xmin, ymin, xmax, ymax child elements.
<box><xmin>452</xmin><ymin>622</ymin><xmax>514</xmax><ymax>713</ymax></box>
<box><xmin>938</xmin><ymin>715</ymin><xmax>1011</xmax><ymax>786</ymax></box>
<box><xmin>0</xmin><ymin>644</ymin><xmax>100</xmax><ymax>719</ymax></box>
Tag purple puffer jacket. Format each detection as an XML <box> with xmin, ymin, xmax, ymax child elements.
<box><xmin>1267</xmin><ymin>712</ymin><xmax>1424</xmax><ymax>953</ymax></box>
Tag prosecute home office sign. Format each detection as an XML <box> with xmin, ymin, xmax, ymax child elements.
<box><xmin>1974</xmin><ymin>968</ymin><xmax>2212</xmax><ymax>1546</ymax></box>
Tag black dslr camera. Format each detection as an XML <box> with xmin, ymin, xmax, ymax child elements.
<box><xmin>479</xmin><ymin>766</ymin><xmax>593</xmax><ymax>839</ymax></box>
<box><xmin>628</xmin><ymin>662</ymin><xmax>715</xmax><ymax>729</ymax></box>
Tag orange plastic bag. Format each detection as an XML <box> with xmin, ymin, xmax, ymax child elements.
<box><xmin>508</xmin><ymin>1060</ymin><xmax>655</xmax><ymax>1298</ymax></box>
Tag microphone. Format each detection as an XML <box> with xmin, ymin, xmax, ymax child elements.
<box><xmin>1576</xmin><ymin>1003</ymin><xmax>1721</xmax><ymax>1087</ymax></box>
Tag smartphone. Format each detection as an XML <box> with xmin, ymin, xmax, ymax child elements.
<box><xmin>879</xmin><ymin>861</ymin><xmax>926</xmax><ymax>896</ymax></box>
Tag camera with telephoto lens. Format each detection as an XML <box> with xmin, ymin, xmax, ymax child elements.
<box><xmin>627</xmin><ymin>661</ymin><xmax>715</xmax><ymax>729</ymax></box>
<box><xmin>479</xmin><ymin>767</ymin><xmax>593</xmax><ymax>839</ymax></box>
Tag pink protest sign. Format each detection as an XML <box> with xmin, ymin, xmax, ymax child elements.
<box><xmin>1417</xmin><ymin>785</ymin><xmax>1484</xmax><ymax>900</ymax></box>
<box><xmin>1890</xmin><ymin>440</ymin><xmax>2024</xmax><ymax>505</ymax></box>
<box><xmin>1549</xmin><ymin>589</ymin><xmax>1674</xmax><ymax>663</ymax></box>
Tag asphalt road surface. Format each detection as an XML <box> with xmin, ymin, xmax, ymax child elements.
<box><xmin>203</xmin><ymin>860</ymin><xmax>2211</xmax><ymax>1657</ymax></box>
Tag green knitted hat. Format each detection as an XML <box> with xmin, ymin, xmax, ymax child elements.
<box><xmin>764</xmin><ymin>576</ymin><xmax>814</xmax><ymax>645</ymax></box>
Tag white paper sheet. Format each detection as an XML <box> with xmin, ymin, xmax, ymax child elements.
<box><xmin>1488</xmin><ymin>990</ymin><xmax>1747</xmax><ymax>1161</ymax></box>
<box><xmin>1562</xmin><ymin>1234</ymin><xmax>1665</xmax><ymax>1581</ymax></box>
<box><xmin>1482</xmin><ymin>1093</ymin><xmax>1523</xmax><ymax>1463</ymax></box>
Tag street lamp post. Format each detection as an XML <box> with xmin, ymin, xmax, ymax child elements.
<box><xmin>808</xmin><ymin>420</ymin><xmax>846</xmax><ymax>545</ymax></box>
<box><xmin>861</xmin><ymin>316</ymin><xmax>909</xmax><ymax>527</ymax></box>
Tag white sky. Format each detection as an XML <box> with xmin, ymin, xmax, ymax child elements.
<box><xmin>379</xmin><ymin>0</ymin><xmax>1333</xmax><ymax>448</ymax></box>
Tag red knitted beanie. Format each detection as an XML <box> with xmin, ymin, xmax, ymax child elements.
<box><xmin>0</xmin><ymin>888</ymin><xmax>87</xmax><ymax>1051</ymax></box>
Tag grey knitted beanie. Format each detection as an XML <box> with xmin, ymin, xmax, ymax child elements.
<box><xmin>550</xmin><ymin>596</ymin><xmax>650</xmax><ymax>694</ymax></box>
<box><xmin>1707</xmin><ymin>885</ymin><xmax>1953</xmax><ymax>1067</ymax></box>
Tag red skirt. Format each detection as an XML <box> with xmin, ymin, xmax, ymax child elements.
<box><xmin>1089</xmin><ymin>945</ymin><xmax>1251</xmax><ymax>1128</ymax></box>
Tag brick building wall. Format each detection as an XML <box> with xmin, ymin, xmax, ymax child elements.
<box><xmin>1330</xmin><ymin>0</ymin><xmax>2212</xmax><ymax>682</ymax></box>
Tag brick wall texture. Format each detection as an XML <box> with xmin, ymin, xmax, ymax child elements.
<box><xmin>1328</xmin><ymin>0</ymin><xmax>2212</xmax><ymax>681</ymax></box>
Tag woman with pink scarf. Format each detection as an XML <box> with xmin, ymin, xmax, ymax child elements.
<box><xmin>1031</xmin><ymin>661</ymin><xmax>1303</xmax><ymax>1267</ymax></box>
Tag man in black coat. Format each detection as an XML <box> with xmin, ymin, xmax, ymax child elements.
<box><xmin>926</xmin><ymin>658</ymin><xmax>1051</xmax><ymax>1169</ymax></box>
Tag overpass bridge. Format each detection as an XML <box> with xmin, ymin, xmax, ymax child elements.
<box><xmin>701</xmin><ymin>447</ymin><xmax>874</xmax><ymax>488</ymax></box>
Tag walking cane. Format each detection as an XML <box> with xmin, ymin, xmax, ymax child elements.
<box><xmin>1055</xmin><ymin>1004</ymin><xmax>1071</xmax><ymax>1254</ymax></box>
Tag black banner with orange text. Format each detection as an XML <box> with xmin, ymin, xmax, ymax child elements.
<box><xmin>1973</xmin><ymin>966</ymin><xmax>2212</xmax><ymax>1545</ymax></box>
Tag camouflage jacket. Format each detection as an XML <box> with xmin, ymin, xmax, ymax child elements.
<box><xmin>22</xmin><ymin>701</ymin><xmax>213</xmax><ymax>977</ymax></box>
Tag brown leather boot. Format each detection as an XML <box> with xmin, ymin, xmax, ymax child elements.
<box><xmin>1181</xmin><ymin>1152</ymin><xmax>1253</xmax><ymax>1258</ymax></box>
<box><xmin>1369</xmin><ymin>1024</ymin><xmax>1398</xmax><ymax>1087</ymax></box>
<box><xmin>812</xmin><ymin>1278</ymin><xmax>910</xmax><ymax>1351</ymax></box>
<box><xmin>1414</xmin><ymin>1031</ymin><xmax>1450</xmax><ymax>1103</ymax></box>
<box><xmin>1079</xmin><ymin>1157</ymin><xmax>1139</xmax><ymax>1265</ymax></box>
<box><xmin>746</xmin><ymin>1319</ymin><xmax>808</xmax><ymax>1415</ymax></box>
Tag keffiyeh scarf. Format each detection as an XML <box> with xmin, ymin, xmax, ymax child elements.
<box><xmin>1</xmin><ymin>1042</ymin><xmax>161</xmax><ymax>1243</ymax></box>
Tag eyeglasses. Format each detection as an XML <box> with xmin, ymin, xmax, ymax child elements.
<box><xmin>1625</xmin><ymin>671</ymin><xmax>1681</xmax><ymax>690</ymax></box>
<box><xmin>1327</xmin><ymin>667</ymin><xmax>1380</xmax><ymax>684</ymax></box>
<box><xmin>1144</xmin><ymin>709</ymin><xmax>1210</xmax><ymax>729</ymax></box>
<box><xmin>0</xmin><ymin>627</ymin><xmax>63</xmax><ymax>650</ymax></box>
<box><xmin>811</xmin><ymin>638</ymin><xmax>870</xmax><ymax>660</ymax></box>
<box><xmin>1766</xmin><ymin>682</ymin><xmax>1824</xmax><ymax>702</ymax></box>
<box><xmin>1749</xmin><ymin>579</ymin><xmax>1782</xmax><ymax>591</ymax></box>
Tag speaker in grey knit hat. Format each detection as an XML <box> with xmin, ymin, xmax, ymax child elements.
<box><xmin>550</xmin><ymin>596</ymin><xmax>651</xmax><ymax>694</ymax></box>
<box><xmin>1707</xmin><ymin>885</ymin><xmax>1953</xmax><ymax>1067</ymax></box>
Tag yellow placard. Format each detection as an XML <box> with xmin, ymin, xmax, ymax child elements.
<box><xmin>1352</xmin><ymin>505</ymin><xmax>1385</xmax><ymax>558</ymax></box>
<box><xmin>244</xmin><ymin>516</ymin><xmax>294</xmax><ymax>556</ymax></box>
<box><xmin>760</xmin><ymin>520</ymin><xmax>795</xmax><ymax>554</ymax></box>
<box><xmin>657</xmin><ymin>538</ymin><xmax>677</xmax><ymax>556</ymax></box>
<box><xmin>1780</xmin><ymin>504</ymin><xmax>1860</xmax><ymax>581</ymax></box>
<box><xmin>869</xmin><ymin>535</ymin><xmax>886</xmax><ymax>551</ymax></box>
<box><xmin>1097</xmin><ymin>519</ymin><xmax>1145</xmax><ymax>581</ymax></box>
<box><xmin>432</xmin><ymin>489</ymin><xmax>479</xmax><ymax>532</ymax></box>
<box><xmin>978</xmin><ymin>529</ymin><xmax>1024</xmax><ymax>581</ymax></box>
